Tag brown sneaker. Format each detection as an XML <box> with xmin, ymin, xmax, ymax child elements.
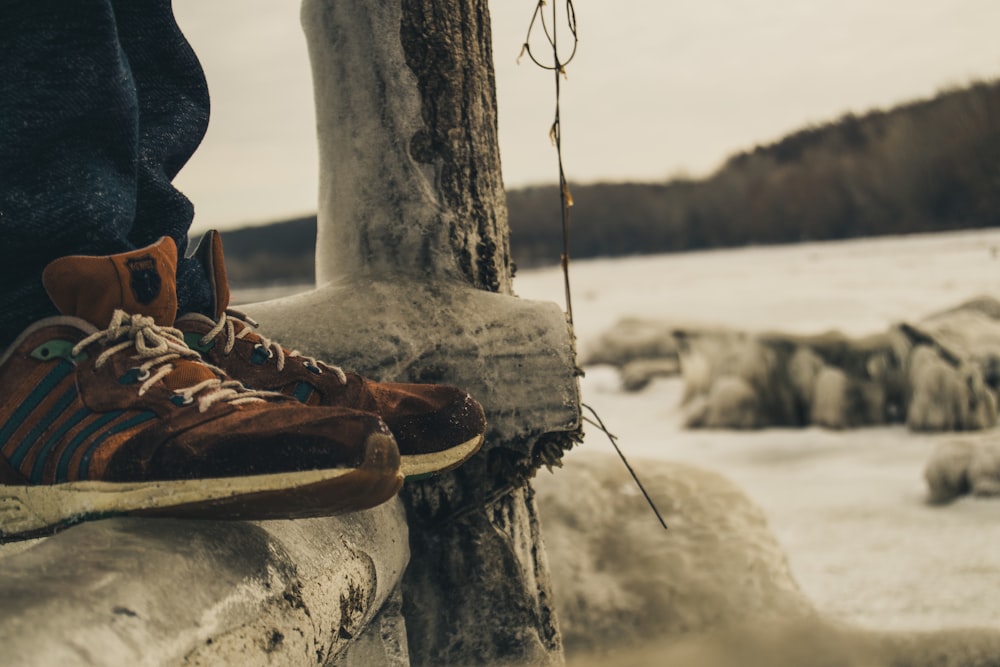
<box><xmin>177</xmin><ymin>230</ymin><xmax>486</xmax><ymax>480</ymax></box>
<box><xmin>0</xmin><ymin>238</ymin><xmax>402</xmax><ymax>541</ymax></box>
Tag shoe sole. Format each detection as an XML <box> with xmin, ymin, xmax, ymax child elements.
<box><xmin>399</xmin><ymin>434</ymin><xmax>484</xmax><ymax>481</ymax></box>
<box><xmin>0</xmin><ymin>433</ymin><xmax>402</xmax><ymax>542</ymax></box>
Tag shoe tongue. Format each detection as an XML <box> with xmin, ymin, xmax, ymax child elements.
<box><xmin>42</xmin><ymin>237</ymin><xmax>179</xmax><ymax>328</ymax></box>
<box><xmin>161</xmin><ymin>357</ymin><xmax>220</xmax><ymax>392</ymax></box>
<box><xmin>190</xmin><ymin>229</ymin><xmax>231</xmax><ymax>319</ymax></box>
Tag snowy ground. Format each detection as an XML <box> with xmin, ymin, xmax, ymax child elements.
<box><xmin>512</xmin><ymin>229</ymin><xmax>1000</xmax><ymax>633</ymax></box>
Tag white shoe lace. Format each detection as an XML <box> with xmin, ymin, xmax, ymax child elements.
<box><xmin>73</xmin><ymin>310</ymin><xmax>280</xmax><ymax>412</ymax></box>
<box><xmin>201</xmin><ymin>309</ymin><xmax>348</xmax><ymax>384</ymax></box>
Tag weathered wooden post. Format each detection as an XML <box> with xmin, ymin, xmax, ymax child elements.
<box><xmin>245</xmin><ymin>0</ymin><xmax>582</xmax><ymax>664</ymax></box>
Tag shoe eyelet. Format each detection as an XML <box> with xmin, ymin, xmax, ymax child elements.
<box><xmin>251</xmin><ymin>344</ymin><xmax>271</xmax><ymax>365</ymax></box>
<box><xmin>119</xmin><ymin>368</ymin><xmax>149</xmax><ymax>384</ymax></box>
<box><xmin>171</xmin><ymin>395</ymin><xmax>195</xmax><ymax>407</ymax></box>
<box><xmin>305</xmin><ymin>362</ymin><xmax>322</xmax><ymax>375</ymax></box>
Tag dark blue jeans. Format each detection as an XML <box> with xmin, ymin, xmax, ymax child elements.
<box><xmin>0</xmin><ymin>0</ymin><xmax>213</xmax><ymax>347</ymax></box>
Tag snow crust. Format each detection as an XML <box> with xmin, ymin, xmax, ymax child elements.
<box><xmin>516</xmin><ymin>230</ymin><xmax>1000</xmax><ymax>634</ymax></box>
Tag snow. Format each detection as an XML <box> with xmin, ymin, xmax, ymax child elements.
<box><xmin>515</xmin><ymin>229</ymin><xmax>1000</xmax><ymax>633</ymax></box>
<box><xmin>517</xmin><ymin>229</ymin><xmax>1000</xmax><ymax>343</ymax></box>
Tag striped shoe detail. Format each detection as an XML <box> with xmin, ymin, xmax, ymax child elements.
<box><xmin>0</xmin><ymin>360</ymin><xmax>74</xmax><ymax>457</ymax></box>
<box><xmin>0</xmin><ymin>355</ymin><xmax>156</xmax><ymax>484</ymax></box>
<box><xmin>51</xmin><ymin>410</ymin><xmax>155</xmax><ymax>483</ymax></box>
<box><xmin>53</xmin><ymin>412</ymin><xmax>127</xmax><ymax>483</ymax></box>
<box><xmin>74</xmin><ymin>411</ymin><xmax>156</xmax><ymax>481</ymax></box>
<box><xmin>28</xmin><ymin>407</ymin><xmax>91</xmax><ymax>483</ymax></box>
<box><xmin>6</xmin><ymin>372</ymin><xmax>78</xmax><ymax>469</ymax></box>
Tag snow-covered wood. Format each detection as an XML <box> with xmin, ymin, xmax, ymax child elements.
<box><xmin>241</xmin><ymin>1</ymin><xmax>581</xmax><ymax>664</ymax></box>
<box><xmin>0</xmin><ymin>503</ymin><xmax>408</xmax><ymax>666</ymax></box>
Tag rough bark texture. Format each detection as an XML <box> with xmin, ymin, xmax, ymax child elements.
<box><xmin>304</xmin><ymin>0</ymin><xmax>511</xmax><ymax>294</ymax></box>
<box><xmin>399</xmin><ymin>0</ymin><xmax>512</xmax><ymax>294</ymax></box>
<box><xmin>394</xmin><ymin>2</ymin><xmax>566</xmax><ymax>663</ymax></box>
<box><xmin>285</xmin><ymin>1</ymin><xmax>580</xmax><ymax>664</ymax></box>
<box><xmin>402</xmin><ymin>485</ymin><xmax>563</xmax><ymax>665</ymax></box>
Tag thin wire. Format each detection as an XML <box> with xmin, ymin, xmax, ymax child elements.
<box><xmin>583</xmin><ymin>405</ymin><xmax>669</xmax><ymax>530</ymax></box>
<box><xmin>520</xmin><ymin>2</ymin><xmax>666</xmax><ymax>531</ymax></box>
<box><xmin>521</xmin><ymin>0</ymin><xmax>578</xmax><ymax>326</ymax></box>
<box><xmin>520</xmin><ymin>1</ymin><xmax>579</xmax><ymax>72</ymax></box>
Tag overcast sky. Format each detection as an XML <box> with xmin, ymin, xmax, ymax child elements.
<box><xmin>171</xmin><ymin>0</ymin><xmax>1000</xmax><ymax>233</ymax></box>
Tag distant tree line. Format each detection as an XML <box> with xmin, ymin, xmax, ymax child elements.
<box><xmin>218</xmin><ymin>216</ymin><xmax>316</xmax><ymax>286</ymax></box>
<box><xmin>217</xmin><ymin>79</ymin><xmax>1000</xmax><ymax>285</ymax></box>
<box><xmin>508</xmin><ymin>78</ymin><xmax>1000</xmax><ymax>267</ymax></box>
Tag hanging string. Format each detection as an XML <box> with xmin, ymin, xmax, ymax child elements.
<box><xmin>519</xmin><ymin>2</ymin><xmax>667</xmax><ymax>530</ymax></box>
<box><xmin>583</xmin><ymin>404</ymin><xmax>668</xmax><ymax>530</ymax></box>
<box><xmin>520</xmin><ymin>0</ymin><xmax>578</xmax><ymax>327</ymax></box>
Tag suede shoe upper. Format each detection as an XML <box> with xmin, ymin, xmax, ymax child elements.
<box><xmin>177</xmin><ymin>230</ymin><xmax>486</xmax><ymax>475</ymax></box>
<box><xmin>0</xmin><ymin>237</ymin><xmax>401</xmax><ymax>487</ymax></box>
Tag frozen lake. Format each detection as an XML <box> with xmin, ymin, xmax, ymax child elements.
<box><xmin>514</xmin><ymin>229</ymin><xmax>1000</xmax><ymax>632</ymax></box>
